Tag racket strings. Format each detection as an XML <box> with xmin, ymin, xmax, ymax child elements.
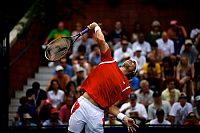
<box><xmin>46</xmin><ymin>38</ymin><xmax>71</xmax><ymax>61</ymax></box>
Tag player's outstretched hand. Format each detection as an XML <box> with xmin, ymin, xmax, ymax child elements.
<box><xmin>123</xmin><ymin>116</ymin><xmax>139</xmax><ymax>133</ymax></box>
<box><xmin>88</xmin><ymin>22</ymin><xmax>98</xmax><ymax>30</ymax></box>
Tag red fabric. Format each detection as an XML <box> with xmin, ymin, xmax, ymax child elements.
<box><xmin>81</xmin><ymin>49</ymin><xmax>131</xmax><ymax>109</ymax></box>
<box><xmin>71</xmin><ymin>100</ymin><xmax>80</xmax><ymax>115</ymax></box>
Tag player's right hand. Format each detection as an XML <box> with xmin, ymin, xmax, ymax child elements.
<box><xmin>88</xmin><ymin>22</ymin><xmax>98</xmax><ymax>30</ymax></box>
<box><xmin>123</xmin><ymin>116</ymin><xmax>139</xmax><ymax>133</ymax></box>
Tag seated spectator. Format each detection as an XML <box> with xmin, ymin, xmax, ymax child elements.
<box><xmin>26</xmin><ymin>81</ymin><xmax>47</xmax><ymax>113</ymax></box>
<box><xmin>169</xmin><ymin>92</ymin><xmax>193</xmax><ymax>125</ymax></box>
<box><xmin>48</xmin><ymin>65</ymin><xmax>71</xmax><ymax>91</ymax></box>
<box><xmin>132</xmin><ymin>46</ymin><xmax>146</xmax><ymax>72</ymax></box>
<box><xmin>134</xmin><ymin>80</ymin><xmax>154</xmax><ymax>109</ymax></box>
<box><xmin>193</xmin><ymin>95</ymin><xmax>200</xmax><ymax>121</ymax></box>
<box><xmin>39</xmin><ymin>99</ymin><xmax>53</xmax><ymax>123</ymax></box>
<box><xmin>180</xmin><ymin>39</ymin><xmax>199</xmax><ymax>65</ymax></box>
<box><xmin>147</xmin><ymin>42</ymin><xmax>164</xmax><ymax>64</ymax></box>
<box><xmin>114</xmin><ymin>35</ymin><xmax>133</xmax><ymax>64</ymax></box>
<box><xmin>194</xmin><ymin>54</ymin><xmax>200</xmax><ymax>91</ymax></box>
<box><xmin>148</xmin><ymin>108</ymin><xmax>171</xmax><ymax>125</ymax></box>
<box><xmin>146</xmin><ymin>20</ymin><xmax>162</xmax><ymax>46</ymax></box>
<box><xmin>88</xmin><ymin>44</ymin><xmax>101</xmax><ymax>68</ymax></box>
<box><xmin>43</xmin><ymin>20</ymin><xmax>71</xmax><ymax>67</ymax></box>
<box><xmin>161</xmin><ymin>56</ymin><xmax>176</xmax><ymax>82</ymax></box>
<box><xmin>148</xmin><ymin>91</ymin><xmax>171</xmax><ymax>121</ymax></box>
<box><xmin>65</xmin><ymin>81</ymin><xmax>79</xmax><ymax>102</ymax></box>
<box><xmin>161</xmin><ymin>78</ymin><xmax>181</xmax><ymax>106</ymax></box>
<box><xmin>124</xmin><ymin>93</ymin><xmax>148</xmax><ymax>126</ymax></box>
<box><xmin>176</xmin><ymin>56</ymin><xmax>194</xmax><ymax>102</ymax></box>
<box><xmin>43</xmin><ymin>108</ymin><xmax>63</xmax><ymax>128</ymax></box>
<box><xmin>183</xmin><ymin>112</ymin><xmax>200</xmax><ymax>127</ymax></box>
<box><xmin>52</xmin><ymin>58</ymin><xmax>74</xmax><ymax>78</ymax></box>
<box><xmin>71</xmin><ymin>66</ymin><xmax>87</xmax><ymax>87</ymax></box>
<box><xmin>132</xmin><ymin>32</ymin><xmax>151</xmax><ymax>57</ymax></box>
<box><xmin>143</xmin><ymin>56</ymin><xmax>161</xmax><ymax>91</ymax></box>
<box><xmin>59</xmin><ymin>95</ymin><xmax>74</xmax><ymax>125</ymax></box>
<box><xmin>47</xmin><ymin>79</ymin><xmax>65</xmax><ymax>110</ymax></box>
<box><xmin>16</xmin><ymin>113</ymin><xmax>37</xmax><ymax>127</ymax></box>
<box><xmin>105</xmin><ymin>113</ymin><xmax>122</xmax><ymax>126</ymax></box>
<box><xmin>14</xmin><ymin>96</ymin><xmax>39</xmax><ymax>126</ymax></box>
<box><xmin>156</xmin><ymin>31</ymin><xmax>175</xmax><ymax>58</ymax></box>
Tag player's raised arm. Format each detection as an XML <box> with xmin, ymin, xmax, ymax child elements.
<box><xmin>88</xmin><ymin>22</ymin><xmax>109</xmax><ymax>53</ymax></box>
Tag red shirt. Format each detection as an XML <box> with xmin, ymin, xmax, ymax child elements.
<box><xmin>81</xmin><ymin>49</ymin><xmax>131</xmax><ymax>109</ymax></box>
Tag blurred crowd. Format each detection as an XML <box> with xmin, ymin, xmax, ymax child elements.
<box><xmin>13</xmin><ymin>19</ymin><xmax>200</xmax><ymax>128</ymax></box>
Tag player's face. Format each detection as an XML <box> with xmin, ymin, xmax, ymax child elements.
<box><xmin>124</xmin><ymin>59</ymin><xmax>137</xmax><ymax>80</ymax></box>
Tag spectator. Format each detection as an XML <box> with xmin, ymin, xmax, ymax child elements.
<box><xmin>156</xmin><ymin>31</ymin><xmax>175</xmax><ymax>58</ymax></box>
<box><xmin>167</xmin><ymin>20</ymin><xmax>187</xmax><ymax>55</ymax></box>
<box><xmin>193</xmin><ymin>95</ymin><xmax>200</xmax><ymax>121</ymax></box>
<box><xmin>88</xmin><ymin>44</ymin><xmax>101</xmax><ymax>67</ymax></box>
<box><xmin>161</xmin><ymin>56</ymin><xmax>176</xmax><ymax>82</ymax></box>
<box><xmin>194</xmin><ymin>54</ymin><xmax>200</xmax><ymax>91</ymax></box>
<box><xmin>148</xmin><ymin>108</ymin><xmax>171</xmax><ymax>125</ymax></box>
<box><xmin>14</xmin><ymin>96</ymin><xmax>39</xmax><ymax>126</ymax></box>
<box><xmin>161</xmin><ymin>78</ymin><xmax>181</xmax><ymax>106</ymax></box>
<box><xmin>147</xmin><ymin>42</ymin><xmax>164</xmax><ymax>64</ymax></box>
<box><xmin>148</xmin><ymin>91</ymin><xmax>171</xmax><ymax>121</ymax></box>
<box><xmin>134</xmin><ymin>80</ymin><xmax>154</xmax><ymax>109</ymax></box>
<box><xmin>169</xmin><ymin>92</ymin><xmax>193</xmax><ymax>125</ymax></box>
<box><xmin>130</xmin><ymin>21</ymin><xmax>143</xmax><ymax>44</ymax></box>
<box><xmin>176</xmin><ymin>56</ymin><xmax>194</xmax><ymax>102</ymax></box>
<box><xmin>65</xmin><ymin>81</ymin><xmax>79</xmax><ymax>102</ymax></box>
<box><xmin>48</xmin><ymin>65</ymin><xmax>71</xmax><ymax>91</ymax></box>
<box><xmin>47</xmin><ymin>79</ymin><xmax>65</xmax><ymax>110</ymax></box>
<box><xmin>43</xmin><ymin>108</ymin><xmax>63</xmax><ymax>128</ymax></box>
<box><xmin>26</xmin><ymin>81</ymin><xmax>47</xmax><ymax>113</ymax></box>
<box><xmin>132</xmin><ymin>46</ymin><xmax>146</xmax><ymax>72</ymax></box>
<box><xmin>146</xmin><ymin>20</ymin><xmax>162</xmax><ymax>46</ymax></box>
<box><xmin>53</xmin><ymin>58</ymin><xmax>74</xmax><ymax>78</ymax></box>
<box><xmin>183</xmin><ymin>112</ymin><xmax>200</xmax><ymax>127</ymax></box>
<box><xmin>105</xmin><ymin>113</ymin><xmax>123</xmax><ymax>126</ymax></box>
<box><xmin>180</xmin><ymin>39</ymin><xmax>199</xmax><ymax>65</ymax></box>
<box><xmin>124</xmin><ymin>93</ymin><xmax>148</xmax><ymax>126</ymax></box>
<box><xmin>39</xmin><ymin>99</ymin><xmax>53</xmax><ymax>123</ymax></box>
<box><xmin>132</xmin><ymin>32</ymin><xmax>151</xmax><ymax>57</ymax></box>
<box><xmin>16</xmin><ymin>113</ymin><xmax>37</xmax><ymax>127</ymax></box>
<box><xmin>43</xmin><ymin>20</ymin><xmax>71</xmax><ymax>67</ymax></box>
<box><xmin>109</xmin><ymin>21</ymin><xmax>129</xmax><ymax>46</ymax></box>
<box><xmin>71</xmin><ymin>22</ymin><xmax>83</xmax><ymax>43</ymax></box>
<box><xmin>114</xmin><ymin>35</ymin><xmax>133</xmax><ymax>64</ymax></box>
<box><xmin>59</xmin><ymin>95</ymin><xmax>74</xmax><ymax>125</ymax></box>
<box><xmin>143</xmin><ymin>56</ymin><xmax>161</xmax><ymax>91</ymax></box>
<box><xmin>71</xmin><ymin>66</ymin><xmax>87</xmax><ymax>87</ymax></box>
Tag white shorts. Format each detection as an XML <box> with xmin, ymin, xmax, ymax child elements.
<box><xmin>68</xmin><ymin>96</ymin><xmax>104</xmax><ymax>133</ymax></box>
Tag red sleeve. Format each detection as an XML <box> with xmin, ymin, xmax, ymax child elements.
<box><xmin>121</xmin><ymin>87</ymin><xmax>132</xmax><ymax>102</ymax></box>
<box><xmin>101</xmin><ymin>49</ymin><xmax>113</xmax><ymax>62</ymax></box>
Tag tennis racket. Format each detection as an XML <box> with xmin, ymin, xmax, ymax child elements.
<box><xmin>44</xmin><ymin>27</ymin><xmax>89</xmax><ymax>61</ymax></box>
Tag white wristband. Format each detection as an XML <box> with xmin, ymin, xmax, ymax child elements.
<box><xmin>117</xmin><ymin>113</ymin><xmax>126</xmax><ymax>121</ymax></box>
<box><xmin>94</xmin><ymin>26</ymin><xmax>101</xmax><ymax>33</ymax></box>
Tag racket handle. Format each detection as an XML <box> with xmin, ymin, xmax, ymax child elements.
<box><xmin>80</xmin><ymin>28</ymin><xmax>89</xmax><ymax>35</ymax></box>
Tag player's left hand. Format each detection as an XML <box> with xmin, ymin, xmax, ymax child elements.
<box><xmin>123</xmin><ymin>116</ymin><xmax>139</xmax><ymax>133</ymax></box>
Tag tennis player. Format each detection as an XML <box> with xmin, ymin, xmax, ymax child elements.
<box><xmin>68</xmin><ymin>22</ymin><xmax>139</xmax><ymax>133</ymax></box>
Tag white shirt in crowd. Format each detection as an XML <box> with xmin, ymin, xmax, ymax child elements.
<box><xmin>156</xmin><ymin>38</ymin><xmax>174</xmax><ymax>57</ymax></box>
<box><xmin>47</xmin><ymin>89</ymin><xmax>65</xmax><ymax>108</ymax></box>
<box><xmin>132</xmin><ymin>41</ymin><xmax>151</xmax><ymax>57</ymax></box>
<box><xmin>149</xmin><ymin>118</ymin><xmax>171</xmax><ymax>125</ymax></box>
<box><xmin>125</xmin><ymin>102</ymin><xmax>148</xmax><ymax>125</ymax></box>
<box><xmin>114</xmin><ymin>47</ymin><xmax>133</xmax><ymax>62</ymax></box>
<box><xmin>169</xmin><ymin>102</ymin><xmax>193</xmax><ymax>125</ymax></box>
<box><xmin>132</xmin><ymin>55</ymin><xmax>146</xmax><ymax>71</ymax></box>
